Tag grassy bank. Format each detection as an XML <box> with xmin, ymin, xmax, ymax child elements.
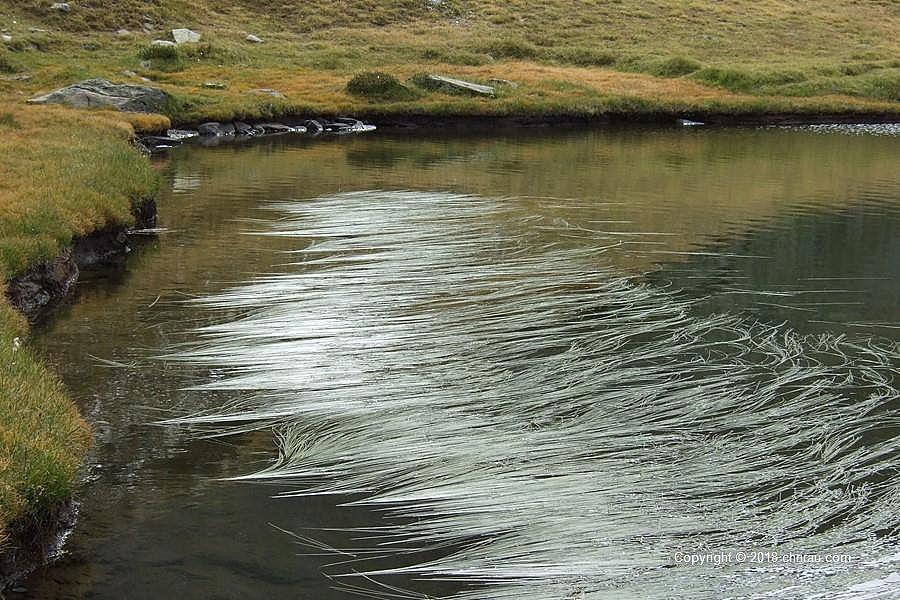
<box><xmin>0</xmin><ymin>105</ymin><xmax>162</xmax><ymax>552</ymax></box>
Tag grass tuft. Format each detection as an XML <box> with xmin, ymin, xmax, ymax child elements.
<box><xmin>346</xmin><ymin>71</ymin><xmax>419</xmax><ymax>101</ymax></box>
<box><xmin>482</xmin><ymin>37</ymin><xmax>540</xmax><ymax>60</ymax></box>
<box><xmin>650</xmin><ymin>56</ymin><xmax>702</xmax><ymax>78</ymax></box>
<box><xmin>0</xmin><ymin>50</ymin><xmax>20</xmax><ymax>73</ymax></box>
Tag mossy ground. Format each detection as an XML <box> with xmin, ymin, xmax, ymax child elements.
<box><xmin>0</xmin><ymin>0</ymin><xmax>898</xmax><ymax>564</ymax></box>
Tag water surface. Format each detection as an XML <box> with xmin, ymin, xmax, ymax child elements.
<box><xmin>17</xmin><ymin>125</ymin><xmax>900</xmax><ymax>599</ymax></box>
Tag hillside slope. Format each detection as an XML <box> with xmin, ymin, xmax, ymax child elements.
<box><xmin>0</xmin><ymin>0</ymin><xmax>898</xmax><ymax>122</ymax></box>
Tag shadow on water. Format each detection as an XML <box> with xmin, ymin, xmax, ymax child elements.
<box><xmin>16</xmin><ymin>125</ymin><xmax>900</xmax><ymax>599</ymax></box>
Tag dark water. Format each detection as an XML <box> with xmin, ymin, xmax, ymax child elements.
<box><xmin>17</xmin><ymin>125</ymin><xmax>900</xmax><ymax>599</ymax></box>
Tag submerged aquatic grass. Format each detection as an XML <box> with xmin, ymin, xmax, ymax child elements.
<box><xmin>167</xmin><ymin>191</ymin><xmax>900</xmax><ymax>599</ymax></box>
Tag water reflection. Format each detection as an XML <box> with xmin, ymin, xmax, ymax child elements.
<box><xmin>18</xmin><ymin>125</ymin><xmax>899</xmax><ymax>599</ymax></box>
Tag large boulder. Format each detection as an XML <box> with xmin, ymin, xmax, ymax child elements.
<box><xmin>172</xmin><ymin>28</ymin><xmax>200</xmax><ymax>44</ymax></box>
<box><xmin>28</xmin><ymin>78</ymin><xmax>170</xmax><ymax>113</ymax></box>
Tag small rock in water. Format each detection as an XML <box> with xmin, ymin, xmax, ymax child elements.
<box><xmin>249</xmin><ymin>88</ymin><xmax>284</xmax><ymax>98</ymax></box>
<box><xmin>245</xmin><ymin>34</ymin><xmax>263</xmax><ymax>43</ymax></box>
<box><xmin>50</xmin><ymin>2</ymin><xmax>71</xmax><ymax>12</ymax></box>
<box><xmin>197</xmin><ymin>122</ymin><xmax>224</xmax><ymax>136</ymax></box>
<box><xmin>258</xmin><ymin>123</ymin><xmax>295</xmax><ymax>133</ymax></box>
<box><xmin>151</xmin><ymin>39</ymin><xmax>176</xmax><ymax>48</ymax></box>
<box><xmin>171</xmin><ymin>28</ymin><xmax>201</xmax><ymax>44</ymax></box>
<box><xmin>676</xmin><ymin>118</ymin><xmax>705</xmax><ymax>126</ymax></box>
<box><xmin>166</xmin><ymin>129</ymin><xmax>199</xmax><ymax>140</ymax></box>
<box><xmin>233</xmin><ymin>121</ymin><xmax>254</xmax><ymax>135</ymax></box>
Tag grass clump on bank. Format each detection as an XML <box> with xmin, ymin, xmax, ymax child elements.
<box><xmin>0</xmin><ymin>106</ymin><xmax>161</xmax><ymax>279</ymax></box>
<box><xmin>346</xmin><ymin>71</ymin><xmax>419</xmax><ymax>101</ymax></box>
<box><xmin>0</xmin><ymin>301</ymin><xmax>89</xmax><ymax>548</ymax></box>
<box><xmin>0</xmin><ymin>104</ymin><xmax>160</xmax><ymax>549</ymax></box>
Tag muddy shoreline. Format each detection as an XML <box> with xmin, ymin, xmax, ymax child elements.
<box><xmin>169</xmin><ymin>111</ymin><xmax>900</xmax><ymax>134</ymax></box>
<box><xmin>6</xmin><ymin>198</ymin><xmax>157</xmax><ymax>322</ymax></box>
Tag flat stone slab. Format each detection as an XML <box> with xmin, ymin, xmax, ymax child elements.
<box><xmin>28</xmin><ymin>78</ymin><xmax>171</xmax><ymax>113</ymax></box>
<box><xmin>424</xmin><ymin>74</ymin><xmax>495</xmax><ymax>96</ymax></box>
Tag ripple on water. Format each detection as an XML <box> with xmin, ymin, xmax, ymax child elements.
<box><xmin>167</xmin><ymin>190</ymin><xmax>900</xmax><ymax>600</ymax></box>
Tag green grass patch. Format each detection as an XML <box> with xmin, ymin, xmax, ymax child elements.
<box><xmin>691</xmin><ymin>67</ymin><xmax>809</xmax><ymax>93</ymax></box>
<box><xmin>0</xmin><ymin>113</ymin><xmax>20</xmax><ymax>128</ymax></box>
<box><xmin>650</xmin><ymin>56</ymin><xmax>703</xmax><ymax>78</ymax></box>
<box><xmin>0</xmin><ymin>52</ymin><xmax>19</xmax><ymax>74</ymax></box>
<box><xmin>482</xmin><ymin>37</ymin><xmax>540</xmax><ymax>60</ymax></box>
<box><xmin>551</xmin><ymin>46</ymin><xmax>617</xmax><ymax>67</ymax></box>
<box><xmin>346</xmin><ymin>71</ymin><xmax>420</xmax><ymax>101</ymax></box>
<box><xmin>420</xmin><ymin>47</ymin><xmax>492</xmax><ymax>66</ymax></box>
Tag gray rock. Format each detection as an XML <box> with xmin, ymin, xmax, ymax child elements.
<box><xmin>166</xmin><ymin>129</ymin><xmax>199</xmax><ymax>140</ymax></box>
<box><xmin>421</xmin><ymin>74</ymin><xmax>495</xmax><ymax>97</ymax></box>
<box><xmin>122</xmin><ymin>69</ymin><xmax>138</xmax><ymax>77</ymax></box>
<box><xmin>28</xmin><ymin>78</ymin><xmax>171</xmax><ymax>113</ymax></box>
<box><xmin>259</xmin><ymin>123</ymin><xmax>296</xmax><ymax>133</ymax></box>
<box><xmin>1</xmin><ymin>34</ymin><xmax>12</xmax><ymax>43</ymax></box>
<box><xmin>151</xmin><ymin>39</ymin><xmax>176</xmax><ymax>48</ymax></box>
<box><xmin>172</xmin><ymin>28</ymin><xmax>200</xmax><ymax>44</ymax></box>
<box><xmin>50</xmin><ymin>2</ymin><xmax>71</xmax><ymax>12</ymax></box>
<box><xmin>233</xmin><ymin>121</ymin><xmax>254</xmax><ymax>135</ymax></box>
<box><xmin>249</xmin><ymin>88</ymin><xmax>284</xmax><ymax>98</ymax></box>
<box><xmin>197</xmin><ymin>122</ymin><xmax>224</xmax><ymax>136</ymax></box>
<box><xmin>245</xmin><ymin>34</ymin><xmax>263</xmax><ymax>43</ymax></box>
<box><xmin>197</xmin><ymin>122</ymin><xmax>235</xmax><ymax>136</ymax></box>
<box><xmin>202</xmin><ymin>81</ymin><xmax>227</xmax><ymax>89</ymax></box>
<box><xmin>115</xmin><ymin>29</ymin><xmax>131</xmax><ymax>38</ymax></box>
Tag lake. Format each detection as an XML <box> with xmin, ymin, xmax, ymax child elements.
<box><xmin>17</xmin><ymin>124</ymin><xmax>900</xmax><ymax>599</ymax></box>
